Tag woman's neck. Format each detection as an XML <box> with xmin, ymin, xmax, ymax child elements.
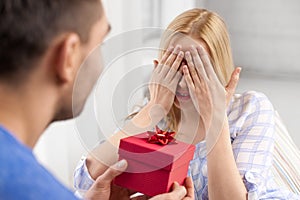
<box><xmin>176</xmin><ymin>105</ymin><xmax>206</xmax><ymax>144</ymax></box>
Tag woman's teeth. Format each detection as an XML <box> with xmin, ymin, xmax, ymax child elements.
<box><xmin>176</xmin><ymin>92</ymin><xmax>190</xmax><ymax>97</ymax></box>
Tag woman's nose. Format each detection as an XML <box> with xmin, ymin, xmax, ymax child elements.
<box><xmin>178</xmin><ymin>76</ymin><xmax>187</xmax><ymax>89</ymax></box>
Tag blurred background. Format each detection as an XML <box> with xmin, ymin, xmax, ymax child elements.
<box><xmin>34</xmin><ymin>0</ymin><xmax>300</xmax><ymax>190</ymax></box>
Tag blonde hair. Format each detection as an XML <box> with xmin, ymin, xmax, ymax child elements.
<box><xmin>162</xmin><ymin>8</ymin><xmax>234</xmax><ymax>131</ymax></box>
<box><xmin>129</xmin><ymin>8</ymin><xmax>234</xmax><ymax>131</ymax></box>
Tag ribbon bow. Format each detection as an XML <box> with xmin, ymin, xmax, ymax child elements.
<box><xmin>148</xmin><ymin>126</ymin><xmax>176</xmax><ymax>145</ymax></box>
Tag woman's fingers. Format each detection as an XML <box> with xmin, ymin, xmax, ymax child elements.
<box><xmin>196</xmin><ymin>46</ymin><xmax>219</xmax><ymax>82</ymax></box>
<box><xmin>160</xmin><ymin>46</ymin><xmax>174</xmax><ymax>64</ymax></box>
<box><xmin>174</xmin><ymin>71</ymin><xmax>183</xmax><ymax>85</ymax></box>
<box><xmin>165</xmin><ymin>45</ymin><xmax>181</xmax><ymax>66</ymax></box>
<box><xmin>148</xmin><ymin>45</ymin><xmax>183</xmax><ymax>114</ymax></box>
<box><xmin>190</xmin><ymin>46</ymin><xmax>208</xmax><ymax>80</ymax></box>
<box><xmin>158</xmin><ymin>45</ymin><xmax>181</xmax><ymax>77</ymax></box>
<box><xmin>165</xmin><ymin>50</ymin><xmax>184</xmax><ymax>81</ymax></box>
<box><xmin>183</xmin><ymin>65</ymin><xmax>200</xmax><ymax>113</ymax></box>
<box><xmin>225</xmin><ymin>67</ymin><xmax>241</xmax><ymax>105</ymax></box>
<box><xmin>226</xmin><ymin>67</ymin><xmax>241</xmax><ymax>91</ymax></box>
<box><xmin>171</xmin><ymin>50</ymin><xmax>184</xmax><ymax>71</ymax></box>
<box><xmin>155</xmin><ymin>46</ymin><xmax>174</xmax><ymax>74</ymax></box>
<box><xmin>183</xmin><ymin>65</ymin><xmax>195</xmax><ymax>90</ymax></box>
<box><xmin>185</xmin><ymin>51</ymin><xmax>201</xmax><ymax>86</ymax></box>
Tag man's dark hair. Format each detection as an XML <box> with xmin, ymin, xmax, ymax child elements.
<box><xmin>0</xmin><ymin>0</ymin><xmax>101</xmax><ymax>83</ymax></box>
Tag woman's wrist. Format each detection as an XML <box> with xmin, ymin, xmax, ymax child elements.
<box><xmin>206</xmin><ymin>112</ymin><xmax>229</xmax><ymax>149</ymax></box>
<box><xmin>132</xmin><ymin>101</ymin><xmax>165</xmax><ymax>128</ymax></box>
<box><xmin>147</xmin><ymin>99</ymin><xmax>170</xmax><ymax>116</ymax></box>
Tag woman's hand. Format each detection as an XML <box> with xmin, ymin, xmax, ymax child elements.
<box><xmin>225</xmin><ymin>67</ymin><xmax>241</xmax><ymax>107</ymax></box>
<box><xmin>183</xmin><ymin>46</ymin><xmax>240</xmax><ymax>149</ymax></box>
<box><xmin>185</xmin><ymin>47</ymin><xmax>241</xmax><ymax>115</ymax></box>
<box><xmin>148</xmin><ymin>45</ymin><xmax>184</xmax><ymax>115</ymax></box>
<box><xmin>183</xmin><ymin>45</ymin><xmax>246</xmax><ymax>200</ymax></box>
<box><xmin>183</xmin><ymin>46</ymin><xmax>221</xmax><ymax>132</ymax></box>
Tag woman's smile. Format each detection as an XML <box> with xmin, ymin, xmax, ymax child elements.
<box><xmin>175</xmin><ymin>90</ymin><xmax>191</xmax><ymax>101</ymax></box>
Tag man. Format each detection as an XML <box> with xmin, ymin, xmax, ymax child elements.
<box><xmin>0</xmin><ymin>0</ymin><xmax>193</xmax><ymax>199</ymax></box>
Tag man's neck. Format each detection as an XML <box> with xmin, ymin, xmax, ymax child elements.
<box><xmin>0</xmin><ymin>82</ymin><xmax>56</xmax><ymax>149</ymax></box>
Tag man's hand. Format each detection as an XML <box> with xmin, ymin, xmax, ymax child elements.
<box><xmin>150</xmin><ymin>177</ymin><xmax>194</xmax><ymax>200</ymax></box>
<box><xmin>85</xmin><ymin>159</ymin><xmax>128</xmax><ymax>200</ymax></box>
<box><xmin>85</xmin><ymin>159</ymin><xmax>194</xmax><ymax>200</ymax></box>
<box><xmin>132</xmin><ymin>177</ymin><xmax>194</xmax><ymax>200</ymax></box>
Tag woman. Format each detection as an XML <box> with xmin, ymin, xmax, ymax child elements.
<box><xmin>74</xmin><ymin>8</ymin><xmax>300</xmax><ymax>199</ymax></box>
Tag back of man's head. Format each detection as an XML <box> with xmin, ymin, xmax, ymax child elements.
<box><xmin>0</xmin><ymin>0</ymin><xmax>101</xmax><ymax>85</ymax></box>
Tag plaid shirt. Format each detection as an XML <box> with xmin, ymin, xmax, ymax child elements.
<box><xmin>74</xmin><ymin>91</ymin><xmax>300</xmax><ymax>199</ymax></box>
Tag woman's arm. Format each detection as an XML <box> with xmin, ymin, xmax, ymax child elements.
<box><xmin>184</xmin><ymin>45</ymin><xmax>247</xmax><ymax>200</ymax></box>
<box><xmin>229</xmin><ymin>92</ymin><xmax>277</xmax><ymax>199</ymax></box>
<box><xmin>206</xmin><ymin>117</ymin><xmax>247</xmax><ymax>200</ymax></box>
<box><xmin>86</xmin><ymin>101</ymin><xmax>166</xmax><ymax>179</ymax></box>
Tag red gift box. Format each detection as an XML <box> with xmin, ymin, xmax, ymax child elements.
<box><xmin>114</xmin><ymin>131</ymin><xmax>195</xmax><ymax>197</ymax></box>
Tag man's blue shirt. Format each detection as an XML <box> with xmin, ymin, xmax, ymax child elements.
<box><xmin>0</xmin><ymin>126</ymin><xmax>78</xmax><ymax>200</ymax></box>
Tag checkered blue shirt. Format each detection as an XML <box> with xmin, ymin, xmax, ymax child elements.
<box><xmin>74</xmin><ymin>91</ymin><xmax>300</xmax><ymax>199</ymax></box>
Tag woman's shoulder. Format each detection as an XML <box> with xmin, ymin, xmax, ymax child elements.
<box><xmin>227</xmin><ymin>91</ymin><xmax>276</xmax><ymax>138</ymax></box>
<box><xmin>232</xmin><ymin>90</ymin><xmax>270</xmax><ymax>103</ymax></box>
<box><xmin>228</xmin><ymin>91</ymin><xmax>274</xmax><ymax>113</ymax></box>
<box><xmin>227</xmin><ymin>91</ymin><xmax>275</xmax><ymax>126</ymax></box>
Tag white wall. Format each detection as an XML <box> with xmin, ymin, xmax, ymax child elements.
<box><xmin>204</xmin><ymin>0</ymin><xmax>300</xmax><ymax>75</ymax></box>
<box><xmin>236</xmin><ymin>73</ymin><xmax>300</xmax><ymax>147</ymax></box>
<box><xmin>203</xmin><ymin>0</ymin><xmax>300</xmax><ymax>153</ymax></box>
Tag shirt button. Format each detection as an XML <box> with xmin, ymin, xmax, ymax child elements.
<box><xmin>245</xmin><ymin>171</ymin><xmax>255</xmax><ymax>184</ymax></box>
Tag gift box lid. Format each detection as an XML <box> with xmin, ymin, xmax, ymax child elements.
<box><xmin>118</xmin><ymin>132</ymin><xmax>195</xmax><ymax>171</ymax></box>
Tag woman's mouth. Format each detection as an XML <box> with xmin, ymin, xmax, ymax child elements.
<box><xmin>175</xmin><ymin>91</ymin><xmax>191</xmax><ymax>101</ymax></box>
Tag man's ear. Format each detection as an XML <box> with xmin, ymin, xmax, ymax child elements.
<box><xmin>54</xmin><ymin>33</ymin><xmax>81</xmax><ymax>84</ymax></box>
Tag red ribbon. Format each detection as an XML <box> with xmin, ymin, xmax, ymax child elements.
<box><xmin>148</xmin><ymin>126</ymin><xmax>176</xmax><ymax>145</ymax></box>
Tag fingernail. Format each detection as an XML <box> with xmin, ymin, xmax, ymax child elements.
<box><xmin>178</xmin><ymin>51</ymin><xmax>184</xmax><ymax>57</ymax></box>
<box><xmin>235</xmin><ymin>68</ymin><xmax>241</xmax><ymax>77</ymax></box>
<box><xmin>116</xmin><ymin>159</ymin><xmax>127</xmax><ymax>169</ymax></box>
<box><xmin>174</xmin><ymin>45</ymin><xmax>181</xmax><ymax>53</ymax></box>
<box><xmin>167</xmin><ymin>46</ymin><xmax>174</xmax><ymax>52</ymax></box>
<box><xmin>190</xmin><ymin>45</ymin><xmax>195</xmax><ymax>51</ymax></box>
